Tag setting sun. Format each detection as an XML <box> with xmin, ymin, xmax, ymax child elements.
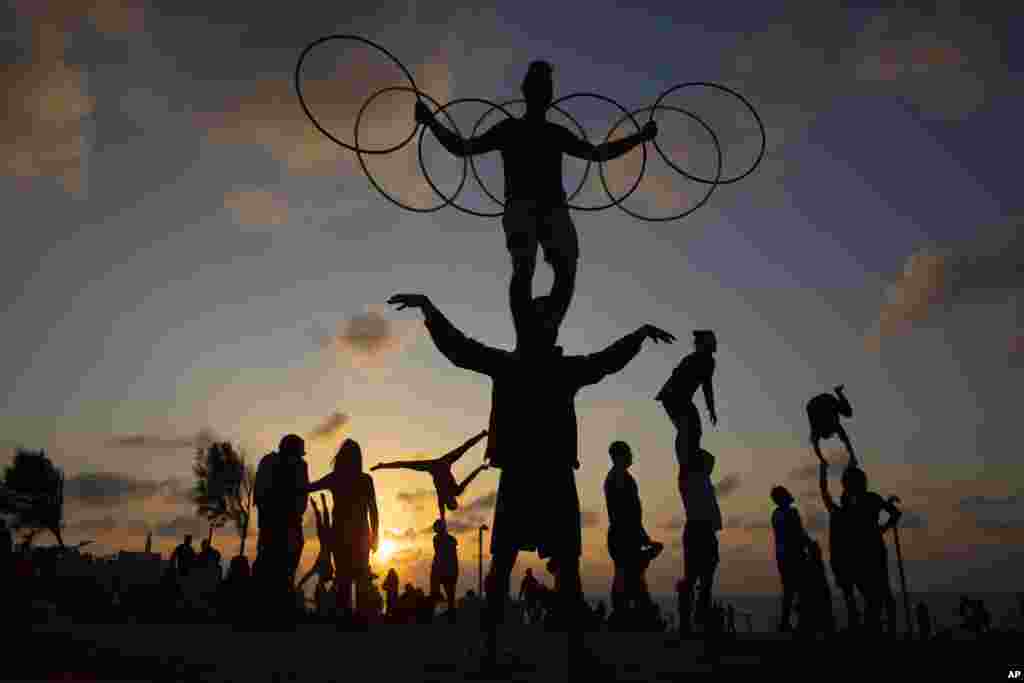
<box><xmin>376</xmin><ymin>538</ymin><xmax>397</xmax><ymax>561</ymax></box>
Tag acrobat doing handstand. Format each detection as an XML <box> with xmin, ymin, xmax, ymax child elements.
<box><xmin>371</xmin><ymin>430</ymin><xmax>490</xmax><ymax>521</ymax></box>
<box><xmin>806</xmin><ymin>385</ymin><xmax>857</xmax><ymax>466</ymax></box>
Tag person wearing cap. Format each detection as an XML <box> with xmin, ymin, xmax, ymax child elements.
<box><xmin>656</xmin><ymin>330</ymin><xmax>719</xmax><ymax>495</ymax></box>
<box><xmin>414</xmin><ymin>61</ymin><xmax>658</xmax><ymax>342</ymax></box>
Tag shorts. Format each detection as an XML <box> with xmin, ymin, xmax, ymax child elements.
<box><xmin>682</xmin><ymin>522</ymin><xmax>719</xmax><ymax>578</ymax></box>
<box><xmin>502</xmin><ymin>200</ymin><xmax>579</xmax><ymax>265</ymax></box>
<box><xmin>491</xmin><ymin>463</ymin><xmax>580</xmax><ymax>559</ymax></box>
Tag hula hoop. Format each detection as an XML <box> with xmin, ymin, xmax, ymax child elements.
<box><xmin>417</xmin><ymin>97</ymin><xmax>518</xmax><ymax>218</ymax></box>
<box><xmin>650</xmin><ymin>82</ymin><xmax>765</xmax><ymax>185</ymax></box>
<box><xmin>466</xmin><ymin>99</ymin><xmax>595</xmax><ymax>211</ymax></box>
<box><xmin>354</xmin><ymin>85</ymin><xmax>468</xmax><ymax>213</ymax></box>
<box><xmin>295</xmin><ymin>34</ymin><xmax>421</xmax><ymax>156</ymax></box>
<box><xmin>599</xmin><ymin>104</ymin><xmax>722</xmax><ymax>223</ymax></box>
<box><xmin>549</xmin><ymin>92</ymin><xmax>648</xmax><ymax>212</ymax></box>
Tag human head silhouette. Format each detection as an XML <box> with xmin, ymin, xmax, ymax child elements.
<box><xmin>433</xmin><ymin>519</ymin><xmax>447</xmax><ymax>535</ymax></box>
<box><xmin>333</xmin><ymin>438</ymin><xmax>363</xmax><ymax>474</ymax></box>
<box><xmin>522</xmin><ymin>60</ymin><xmax>554</xmax><ymax>110</ymax></box>
<box><xmin>609</xmin><ymin>440</ymin><xmax>633</xmax><ymax>467</ymax></box>
<box><xmin>691</xmin><ymin>448</ymin><xmax>715</xmax><ymax>474</ymax></box>
<box><xmin>201</xmin><ymin>539</ymin><xmax>210</xmax><ymax>551</ymax></box>
<box><xmin>525</xmin><ymin>568</ymin><xmax>533</xmax><ymax>578</ymax></box>
<box><xmin>279</xmin><ymin>434</ymin><xmax>305</xmax><ymax>459</ymax></box>
<box><xmin>770</xmin><ymin>485</ymin><xmax>794</xmax><ymax>507</ymax></box>
<box><xmin>694</xmin><ymin>330</ymin><xmax>717</xmax><ymax>353</ymax></box>
<box><xmin>183</xmin><ymin>534</ymin><xmax>193</xmax><ymax>546</ymax></box>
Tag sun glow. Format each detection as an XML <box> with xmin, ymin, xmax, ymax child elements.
<box><xmin>376</xmin><ymin>538</ymin><xmax>397</xmax><ymax>561</ymax></box>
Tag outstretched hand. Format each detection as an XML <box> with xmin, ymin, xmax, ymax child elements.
<box><xmin>388</xmin><ymin>293</ymin><xmax>431</xmax><ymax>311</ymax></box>
<box><xmin>834</xmin><ymin>384</ymin><xmax>845</xmax><ymax>394</ymax></box>
<box><xmin>640</xmin><ymin>324</ymin><xmax>676</xmax><ymax>344</ymax></box>
<box><xmin>641</xmin><ymin>120</ymin><xmax>658</xmax><ymax>142</ymax></box>
<box><xmin>415</xmin><ymin>100</ymin><xmax>433</xmax><ymax>126</ymax></box>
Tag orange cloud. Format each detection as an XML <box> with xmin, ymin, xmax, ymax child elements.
<box><xmin>865</xmin><ymin>249</ymin><xmax>947</xmax><ymax>352</ymax></box>
<box><xmin>199</xmin><ymin>49</ymin><xmax>453</xmax><ymax>208</ymax></box>
<box><xmin>223</xmin><ymin>189</ymin><xmax>290</xmax><ymax>227</ymax></box>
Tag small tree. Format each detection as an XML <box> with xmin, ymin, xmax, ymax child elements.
<box><xmin>2</xmin><ymin>449</ymin><xmax>65</xmax><ymax>548</ymax></box>
<box><xmin>224</xmin><ymin>449</ymin><xmax>256</xmax><ymax>557</ymax></box>
<box><xmin>192</xmin><ymin>443</ymin><xmax>231</xmax><ymax>540</ymax></box>
<box><xmin>192</xmin><ymin>442</ymin><xmax>256</xmax><ymax>556</ymax></box>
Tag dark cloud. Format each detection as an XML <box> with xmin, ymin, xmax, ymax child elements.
<box><xmin>106</xmin><ymin>428</ymin><xmax>220</xmax><ymax>450</ymax></box>
<box><xmin>788</xmin><ymin>450</ymin><xmax>850</xmax><ymax>481</ymax></box>
<box><xmin>66</xmin><ymin>516</ymin><xmax>150</xmax><ymax>535</ymax></box>
<box><xmin>309</xmin><ymin>412</ymin><xmax>350</xmax><ymax>440</ymax></box>
<box><xmin>396</xmin><ymin>489</ymin><xmax>433</xmax><ymax>512</ymax></box>
<box><xmin>959</xmin><ymin>495</ymin><xmax>1020</xmax><ymax>508</ymax></box>
<box><xmin>64</xmin><ymin>472</ymin><xmax>192</xmax><ymax>506</ymax></box>
<box><xmin>714</xmin><ymin>474</ymin><xmax>742</xmax><ymax>498</ymax></box>
<box><xmin>319</xmin><ymin>311</ymin><xmax>416</xmax><ymax>365</ymax></box>
<box><xmin>461</xmin><ymin>492</ymin><xmax>497</xmax><ymax>514</ymax></box>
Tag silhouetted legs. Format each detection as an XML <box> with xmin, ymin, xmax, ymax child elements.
<box><xmin>485</xmin><ymin>550</ymin><xmax>584</xmax><ymax>668</ymax></box>
<box><xmin>672</xmin><ymin>409</ymin><xmax>702</xmax><ymax>473</ymax></box>
<box><xmin>778</xmin><ymin>558</ymin><xmax>801</xmax><ymax>631</ymax></box>
<box><xmin>679</xmin><ymin>522</ymin><xmax>718</xmax><ymax>634</ymax></box>
<box><xmin>835</xmin><ymin>580</ymin><xmax>861</xmax><ymax>630</ymax></box>
<box><xmin>454</xmin><ymin>464</ymin><xmax>489</xmax><ymax>498</ymax></box>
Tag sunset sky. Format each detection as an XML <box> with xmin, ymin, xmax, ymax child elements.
<box><xmin>2</xmin><ymin>1</ymin><xmax>1023</xmax><ymax>598</ymax></box>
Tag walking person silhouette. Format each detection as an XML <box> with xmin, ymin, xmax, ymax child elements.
<box><xmin>415</xmin><ymin>61</ymin><xmax>657</xmax><ymax>339</ymax></box>
<box><xmin>430</xmin><ymin>519</ymin><xmax>460</xmax><ymax>623</ymax></box>
<box><xmin>387</xmin><ymin>291</ymin><xmax>674</xmax><ymax>672</ymax></box>
<box><xmin>657</xmin><ymin>331</ymin><xmax>719</xmax><ymax>494</ymax></box>
<box><xmin>370</xmin><ymin>430</ymin><xmax>489</xmax><ymax>521</ymax></box>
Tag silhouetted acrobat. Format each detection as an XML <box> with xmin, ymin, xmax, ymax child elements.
<box><xmin>604</xmin><ymin>441</ymin><xmax>660</xmax><ymax>626</ymax></box>
<box><xmin>656</xmin><ymin>331</ymin><xmax>719</xmax><ymax>486</ymax></box>
<box><xmin>819</xmin><ymin>461</ymin><xmax>901</xmax><ymax>634</ymax></box>
<box><xmin>296</xmin><ymin>494</ymin><xmax>335</xmax><ymax>597</ymax></box>
<box><xmin>415</xmin><ymin>60</ymin><xmax>658</xmax><ymax>340</ymax></box>
<box><xmin>430</xmin><ymin>519</ymin><xmax>460</xmax><ymax>623</ymax></box>
<box><xmin>307</xmin><ymin>439</ymin><xmax>379</xmax><ymax>621</ymax></box>
<box><xmin>370</xmin><ymin>430</ymin><xmax>489</xmax><ymax>521</ymax></box>
<box><xmin>677</xmin><ymin>448</ymin><xmax>722</xmax><ymax>635</ymax></box>
<box><xmin>807</xmin><ymin>385</ymin><xmax>856</xmax><ymax>466</ymax></box>
<box><xmin>388</xmin><ymin>291</ymin><xmax>674</xmax><ymax>670</ymax></box>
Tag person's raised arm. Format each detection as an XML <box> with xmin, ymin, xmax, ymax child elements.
<box><xmin>819</xmin><ymin>462</ymin><xmax>837</xmax><ymax>513</ymax></box>
<box><xmin>388</xmin><ymin>293</ymin><xmax>505</xmax><ymax>376</ymax></box>
<box><xmin>441</xmin><ymin>430</ymin><xmax>489</xmax><ymax>466</ymax></box>
<box><xmin>575</xmin><ymin>324</ymin><xmax>676</xmax><ymax>387</ymax></box>
<box><xmin>416</xmin><ymin>101</ymin><xmax>506</xmax><ymax>158</ymax></box>
<box><xmin>702</xmin><ymin>360</ymin><xmax>718</xmax><ymax>427</ymax></box>
<box><xmin>561</xmin><ymin>122</ymin><xmax>657</xmax><ymax>162</ymax></box>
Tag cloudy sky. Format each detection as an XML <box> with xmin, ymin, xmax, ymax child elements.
<box><xmin>2</xmin><ymin>0</ymin><xmax>1023</xmax><ymax>597</ymax></box>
